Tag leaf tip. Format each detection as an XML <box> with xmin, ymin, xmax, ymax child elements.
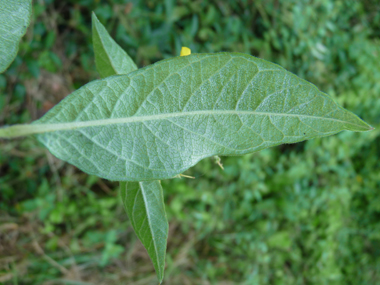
<box><xmin>91</xmin><ymin>12</ymin><xmax>100</xmax><ymax>28</ymax></box>
<box><xmin>342</xmin><ymin>110</ymin><xmax>374</xmax><ymax>132</ymax></box>
<box><xmin>358</xmin><ymin>120</ymin><xmax>374</xmax><ymax>132</ymax></box>
<box><xmin>91</xmin><ymin>11</ymin><xmax>98</xmax><ymax>20</ymax></box>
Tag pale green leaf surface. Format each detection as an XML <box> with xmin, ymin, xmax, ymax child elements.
<box><xmin>120</xmin><ymin>180</ymin><xmax>168</xmax><ymax>283</ymax></box>
<box><xmin>0</xmin><ymin>0</ymin><xmax>32</xmax><ymax>73</ymax></box>
<box><xmin>92</xmin><ymin>12</ymin><xmax>137</xmax><ymax>78</ymax></box>
<box><xmin>0</xmin><ymin>53</ymin><xmax>372</xmax><ymax>180</ymax></box>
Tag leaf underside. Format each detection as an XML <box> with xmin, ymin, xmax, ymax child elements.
<box><xmin>0</xmin><ymin>53</ymin><xmax>371</xmax><ymax>180</ymax></box>
<box><xmin>0</xmin><ymin>0</ymin><xmax>32</xmax><ymax>73</ymax></box>
<box><xmin>92</xmin><ymin>12</ymin><xmax>137</xmax><ymax>77</ymax></box>
<box><xmin>120</xmin><ymin>181</ymin><xmax>168</xmax><ymax>283</ymax></box>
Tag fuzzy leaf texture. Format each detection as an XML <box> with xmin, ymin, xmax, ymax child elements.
<box><xmin>91</xmin><ymin>14</ymin><xmax>168</xmax><ymax>283</ymax></box>
<box><xmin>0</xmin><ymin>0</ymin><xmax>32</xmax><ymax>73</ymax></box>
<box><xmin>0</xmin><ymin>53</ymin><xmax>372</xmax><ymax>180</ymax></box>
<box><xmin>120</xmin><ymin>181</ymin><xmax>168</xmax><ymax>283</ymax></box>
<box><xmin>92</xmin><ymin>12</ymin><xmax>137</xmax><ymax>77</ymax></box>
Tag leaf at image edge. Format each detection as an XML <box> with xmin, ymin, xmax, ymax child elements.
<box><xmin>120</xmin><ymin>180</ymin><xmax>168</xmax><ymax>283</ymax></box>
<box><xmin>92</xmin><ymin>12</ymin><xmax>138</xmax><ymax>78</ymax></box>
<box><xmin>0</xmin><ymin>0</ymin><xmax>32</xmax><ymax>73</ymax></box>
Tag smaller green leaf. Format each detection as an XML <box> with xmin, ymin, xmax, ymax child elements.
<box><xmin>92</xmin><ymin>12</ymin><xmax>137</xmax><ymax>78</ymax></box>
<box><xmin>0</xmin><ymin>0</ymin><xmax>32</xmax><ymax>73</ymax></box>
<box><xmin>120</xmin><ymin>180</ymin><xmax>168</xmax><ymax>283</ymax></box>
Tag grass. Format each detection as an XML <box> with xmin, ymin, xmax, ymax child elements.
<box><xmin>1</xmin><ymin>0</ymin><xmax>380</xmax><ymax>284</ymax></box>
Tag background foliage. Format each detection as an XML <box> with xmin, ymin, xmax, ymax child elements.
<box><xmin>0</xmin><ymin>0</ymin><xmax>379</xmax><ymax>284</ymax></box>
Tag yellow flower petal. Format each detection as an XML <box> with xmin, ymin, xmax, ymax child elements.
<box><xmin>180</xmin><ymin>47</ymin><xmax>191</xmax><ymax>56</ymax></box>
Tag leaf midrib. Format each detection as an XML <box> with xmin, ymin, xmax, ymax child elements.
<box><xmin>2</xmin><ymin>109</ymin><xmax>365</xmax><ymax>138</ymax></box>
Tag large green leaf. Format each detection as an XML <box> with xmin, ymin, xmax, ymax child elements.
<box><xmin>0</xmin><ymin>0</ymin><xmax>32</xmax><ymax>73</ymax></box>
<box><xmin>92</xmin><ymin>12</ymin><xmax>137</xmax><ymax>78</ymax></box>
<box><xmin>120</xmin><ymin>180</ymin><xmax>168</xmax><ymax>283</ymax></box>
<box><xmin>0</xmin><ymin>53</ymin><xmax>372</xmax><ymax>180</ymax></box>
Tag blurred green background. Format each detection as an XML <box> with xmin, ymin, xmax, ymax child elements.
<box><xmin>0</xmin><ymin>0</ymin><xmax>379</xmax><ymax>284</ymax></box>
